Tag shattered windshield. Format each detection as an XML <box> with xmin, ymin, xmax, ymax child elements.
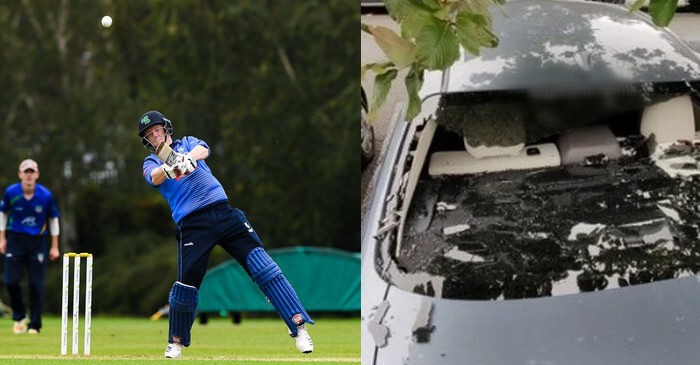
<box><xmin>383</xmin><ymin>82</ymin><xmax>700</xmax><ymax>300</ymax></box>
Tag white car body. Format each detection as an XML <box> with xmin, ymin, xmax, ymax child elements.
<box><xmin>362</xmin><ymin>1</ymin><xmax>700</xmax><ymax>364</ymax></box>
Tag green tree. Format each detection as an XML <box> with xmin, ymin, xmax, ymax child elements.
<box><xmin>0</xmin><ymin>0</ymin><xmax>357</xmax><ymax>315</ymax></box>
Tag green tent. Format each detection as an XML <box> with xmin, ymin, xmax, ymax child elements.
<box><xmin>198</xmin><ymin>246</ymin><xmax>360</xmax><ymax>313</ymax></box>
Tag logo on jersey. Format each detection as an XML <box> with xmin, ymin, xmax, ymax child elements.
<box><xmin>21</xmin><ymin>216</ymin><xmax>37</xmax><ymax>226</ymax></box>
<box><xmin>140</xmin><ymin>115</ymin><xmax>151</xmax><ymax>125</ymax></box>
<box><xmin>184</xmin><ymin>242</ymin><xmax>194</xmax><ymax>247</ymax></box>
<box><xmin>35</xmin><ymin>205</ymin><xmax>43</xmax><ymax>214</ymax></box>
<box><xmin>244</xmin><ymin>222</ymin><xmax>254</xmax><ymax>233</ymax></box>
<box><xmin>292</xmin><ymin>314</ymin><xmax>303</xmax><ymax>325</ymax></box>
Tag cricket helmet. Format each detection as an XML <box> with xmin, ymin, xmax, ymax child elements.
<box><xmin>138</xmin><ymin>110</ymin><xmax>173</xmax><ymax>151</ymax></box>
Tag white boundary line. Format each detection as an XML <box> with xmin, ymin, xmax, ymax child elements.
<box><xmin>0</xmin><ymin>355</ymin><xmax>359</xmax><ymax>363</ymax></box>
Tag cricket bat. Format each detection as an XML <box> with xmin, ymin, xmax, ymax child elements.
<box><xmin>155</xmin><ymin>142</ymin><xmax>180</xmax><ymax>167</ymax></box>
<box><xmin>155</xmin><ymin>142</ymin><xmax>188</xmax><ymax>180</ymax></box>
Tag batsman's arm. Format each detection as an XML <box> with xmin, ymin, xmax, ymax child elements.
<box><xmin>150</xmin><ymin>165</ymin><xmax>171</xmax><ymax>186</ymax></box>
<box><xmin>189</xmin><ymin>145</ymin><xmax>209</xmax><ymax>160</ymax></box>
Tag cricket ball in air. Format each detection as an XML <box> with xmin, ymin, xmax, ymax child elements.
<box><xmin>101</xmin><ymin>15</ymin><xmax>112</xmax><ymax>28</ymax></box>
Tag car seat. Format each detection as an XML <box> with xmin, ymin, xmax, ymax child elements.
<box><xmin>428</xmin><ymin>142</ymin><xmax>562</xmax><ymax>175</ymax></box>
<box><xmin>640</xmin><ymin>94</ymin><xmax>695</xmax><ymax>143</ymax></box>
<box><xmin>557</xmin><ymin>125</ymin><xmax>622</xmax><ymax>165</ymax></box>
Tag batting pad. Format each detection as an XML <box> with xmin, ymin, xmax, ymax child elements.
<box><xmin>168</xmin><ymin>281</ymin><xmax>198</xmax><ymax>347</ymax></box>
<box><xmin>247</xmin><ymin>247</ymin><xmax>314</xmax><ymax>336</ymax></box>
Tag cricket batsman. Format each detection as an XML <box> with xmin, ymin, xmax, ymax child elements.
<box><xmin>137</xmin><ymin>110</ymin><xmax>314</xmax><ymax>359</ymax></box>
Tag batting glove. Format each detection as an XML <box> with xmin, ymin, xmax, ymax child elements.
<box><xmin>180</xmin><ymin>153</ymin><xmax>197</xmax><ymax>174</ymax></box>
<box><xmin>162</xmin><ymin>163</ymin><xmax>179</xmax><ymax>179</ymax></box>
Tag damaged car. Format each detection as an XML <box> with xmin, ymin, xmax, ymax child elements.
<box><xmin>361</xmin><ymin>1</ymin><xmax>700</xmax><ymax>364</ymax></box>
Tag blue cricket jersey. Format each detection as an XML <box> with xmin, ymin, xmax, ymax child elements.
<box><xmin>0</xmin><ymin>183</ymin><xmax>60</xmax><ymax>236</ymax></box>
<box><xmin>142</xmin><ymin>136</ymin><xmax>228</xmax><ymax>223</ymax></box>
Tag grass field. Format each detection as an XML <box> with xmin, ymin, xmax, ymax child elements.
<box><xmin>0</xmin><ymin>316</ymin><xmax>359</xmax><ymax>364</ymax></box>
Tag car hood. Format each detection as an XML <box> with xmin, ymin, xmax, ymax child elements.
<box><xmin>366</xmin><ymin>275</ymin><xmax>700</xmax><ymax>365</ymax></box>
<box><xmin>421</xmin><ymin>0</ymin><xmax>700</xmax><ymax>97</ymax></box>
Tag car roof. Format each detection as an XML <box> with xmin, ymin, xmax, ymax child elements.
<box><xmin>421</xmin><ymin>0</ymin><xmax>700</xmax><ymax>97</ymax></box>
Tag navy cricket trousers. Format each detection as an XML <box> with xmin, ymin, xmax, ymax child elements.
<box><xmin>175</xmin><ymin>201</ymin><xmax>262</xmax><ymax>289</ymax></box>
<box><xmin>3</xmin><ymin>231</ymin><xmax>48</xmax><ymax>330</ymax></box>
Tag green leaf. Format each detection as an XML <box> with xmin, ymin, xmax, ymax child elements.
<box><xmin>408</xmin><ymin>0</ymin><xmax>441</xmax><ymax>11</ymax></box>
<box><xmin>454</xmin><ymin>10</ymin><xmax>498</xmax><ymax>56</ymax></box>
<box><xmin>414</xmin><ymin>17</ymin><xmax>460</xmax><ymax>70</ymax></box>
<box><xmin>370</xmin><ymin>69</ymin><xmax>399</xmax><ymax>120</ymax></box>
<box><xmin>400</xmin><ymin>11</ymin><xmax>434</xmax><ymax>40</ymax></box>
<box><xmin>367</xmin><ymin>26</ymin><xmax>416</xmax><ymax>69</ymax></box>
<box><xmin>432</xmin><ymin>5</ymin><xmax>452</xmax><ymax>21</ymax></box>
<box><xmin>629</xmin><ymin>0</ymin><xmax>646</xmax><ymax>13</ymax></box>
<box><xmin>474</xmin><ymin>25</ymin><xmax>499</xmax><ymax>48</ymax></box>
<box><xmin>404</xmin><ymin>66</ymin><xmax>425</xmax><ymax>121</ymax></box>
<box><xmin>384</xmin><ymin>0</ymin><xmax>435</xmax><ymax>39</ymax></box>
<box><xmin>648</xmin><ymin>0</ymin><xmax>678</xmax><ymax>27</ymax></box>
<box><xmin>386</xmin><ymin>0</ymin><xmax>440</xmax><ymax>16</ymax></box>
<box><xmin>361</xmin><ymin>62</ymin><xmax>395</xmax><ymax>80</ymax></box>
<box><xmin>384</xmin><ymin>0</ymin><xmax>431</xmax><ymax>22</ymax></box>
<box><xmin>458</xmin><ymin>0</ymin><xmax>490</xmax><ymax>16</ymax></box>
<box><xmin>461</xmin><ymin>12</ymin><xmax>488</xmax><ymax>26</ymax></box>
<box><xmin>455</xmin><ymin>28</ymin><xmax>482</xmax><ymax>55</ymax></box>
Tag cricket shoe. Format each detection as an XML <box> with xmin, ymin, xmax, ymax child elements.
<box><xmin>13</xmin><ymin>318</ymin><xmax>28</xmax><ymax>334</ymax></box>
<box><xmin>27</xmin><ymin>328</ymin><xmax>39</xmax><ymax>334</ymax></box>
<box><xmin>164</xmin><ymin>343</ymin><xmax>182</xmax><ymax>359</ymax></box>
<box><xmin>289</xmin><ymin>324</ymin><xmax>313</xmax><ymax>353</ymax></box>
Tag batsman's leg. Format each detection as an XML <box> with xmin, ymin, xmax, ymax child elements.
<box><xmin>168</xmin><ymin>281</ymin><xmax>198</xmax><ymax>347</ymax></box>
<box><xmin>246</xmin><ymin>247</ymin><xmax>314</xmax><ymax>336</ymax></box>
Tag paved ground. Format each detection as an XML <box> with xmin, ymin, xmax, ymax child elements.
<box><xmin>360</xmin><ymin>11</ymin><xmax>700</xmax><ymax>224</ymax></box>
